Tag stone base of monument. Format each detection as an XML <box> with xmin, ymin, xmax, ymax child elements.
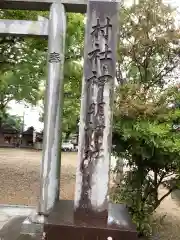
<box><xmin>44</xmin><ymin>200</ymin><xmax>138</xmax><ymax>240</ymax></box>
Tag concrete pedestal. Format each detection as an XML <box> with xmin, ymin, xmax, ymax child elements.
<box><xmin>0</xmin><ymin>201</ymin><xmax>138</xmax><ymax>240</ymax></box>
<box><xmin>44</xmin><ymin>200</ymin><xmax>138</xmax><ymax>240</ymax></box>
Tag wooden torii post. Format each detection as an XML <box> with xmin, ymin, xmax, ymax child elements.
<box><xmin>0</xmin><ymin>1</ymin><xmax>138</xmax><ymax>239</ymax></box>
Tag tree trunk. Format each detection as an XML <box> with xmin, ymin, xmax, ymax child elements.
<box><xmin>115</xmin><ymin>157</ymin><xmax>124</xmax><ymax>184</ymax></box>
<box><xmin>65</xmin><ymin>131</ymin><xmax>71</xmax><ymax>141</ymax></box>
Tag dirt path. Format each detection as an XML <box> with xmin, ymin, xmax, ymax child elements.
<box><xmin>153</xmin><ymin>186</ymin><xmax>180</xmax><ymax>240</ymax></box>
<box><xmin>0</xmin><ymin>148</ymin><xmax>180</xmax><ymax>239</ymax></box>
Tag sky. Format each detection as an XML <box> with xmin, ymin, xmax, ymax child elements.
<box><xmin>9</xmin><ymin>101</ymin><xmax>43</xmax><ymax>131</ymax></box>
<box><xmin>8</xmin><ymin>0</ymin><xmax>180</xmax><ymax>131</ymax></box>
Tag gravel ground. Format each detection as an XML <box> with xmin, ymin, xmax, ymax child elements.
<box><xmin>0</xmin><ymin>148</ymin><xmax>77</xmax><ymax>205</ymax></box>
<box><xmin>0</xmin><ymin>148</ymin><xmax>180</xmax><ymax>239</ymax></box>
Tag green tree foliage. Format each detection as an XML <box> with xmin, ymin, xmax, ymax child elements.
<box><xmin>0</xmin><ymin>10</ymin><xmax>47</xmax><ymax>126</ymax></box>
<box><xmin>116</xmin><ymin>0</ymin><xmax>180</xmax><ymax>87</ymax></box>
<box><xmin>0</xmin><ymin>10</ymin><xmax>84</xmax><ymax>134</ymax></box>
<box><xmin>0</xmin><ymin>111</ymin><xmax>23</xmax><ymax>132</ymax></box>
<box><xmin>39</xmin><ymin>13</ymin><xmax>84</xmax><ymax>136</ymax></box>
<box><xmin>39</xmin><ymin>60</ymin><xmax>82</xmax><ymax>138</ymax></box>
<box><xmin>112</xmin><ymin>0</ymin><xmax>180</xmax><ymax>237</ymax></box>
<box><xmin>57</xmin><ymin>13</ymin><xmax>84</xmax><ymax>136</ymax></box>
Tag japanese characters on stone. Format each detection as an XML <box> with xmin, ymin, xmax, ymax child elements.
<box><xmin>48</xmin><ymin>52</ymin><xmax>61</xmax><ymax>63</ymax></box>
<box><xmin>82</xmin><ymin>17</ymin><xmax>113</xmax><ymax>189</ymax></box>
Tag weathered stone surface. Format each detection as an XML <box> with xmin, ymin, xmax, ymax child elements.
<box><xmin>1</xmin><ymin>0</ymin><xmax>87</xmax><ymax>13</ymax></box>
<box><xmin>0</xmin><ymin>18</ymin><xmax>48</xmax><ymax>37</ymax></box>
<box><xmin>37</xmin><ymin>2</ymin><xmax>66</xmax><ymax>215</ymax></box>
<box><xmin>44</xmin><ymin>200</ymin><xmax>138</xmax><ymax>240</ymax></box>
<box><xmin>0</xmin><ymin>214</ymin><xmax>9</xmax><ymax>223</ymax></box>
<box><xmin>74</xmin><ymin>0</ymin><xmax>118</xmax><ymax>218</ymax></box>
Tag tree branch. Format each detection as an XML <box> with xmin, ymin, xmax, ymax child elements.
<box><xmin>157</xmin><ymin>187</ymin><xmax>176</xmax><ymax>205</ymax></box>
<box><xmin>157</xmin><ymin>172</ymin><xmax>167</xmax><ymax>188</ymax></box>
<box><xmin>154</xmin><ymin>63</ymin><xmax>178</xmax><ymax>82</ymax></box>
<box><xmin>132</xmin><ymin>47</ymin><xmax>143</xmax><ymax>82</ymax></box>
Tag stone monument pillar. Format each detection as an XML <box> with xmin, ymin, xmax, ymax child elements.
<box><xmin>74</xmin><ymin>0</ymin><xmax>118</xmax><ymax>222</ymax></box>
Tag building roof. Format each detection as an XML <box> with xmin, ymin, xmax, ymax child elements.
<box><xmin>0</xmin><ymin>124</ymin><xmax>19</xmax><ymax>134</ymax></box>
<box><xmin>22</xmin><ymin>126</ymin><xmax>34</xmax><ymax>136</ymax></box>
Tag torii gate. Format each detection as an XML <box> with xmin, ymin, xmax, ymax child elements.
<box><xmin>0</xmin><ymin>0</ymin><xmax>138</xmax><ymax>239</ymax></box>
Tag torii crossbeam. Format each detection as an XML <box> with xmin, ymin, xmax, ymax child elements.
<box><xmin>1</xmin><ymin>0</ymin><xmax>87</xmax><ymax>12</ymax></box>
